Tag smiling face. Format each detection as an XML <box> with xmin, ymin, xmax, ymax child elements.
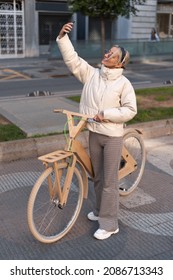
<box><xmin>101</xmin><ymin>46</ymin><xmax>122</xmax><ymax>69</ymax></box>
<box><xmin>102</xmin><ymin>46</ymin><xmax>129</xmax><ymax>69</ymax></box>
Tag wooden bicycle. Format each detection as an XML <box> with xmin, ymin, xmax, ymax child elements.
<box><xmin>27</xmin><ymin>109</ymin><xmax>146</xmax><ymax>243</ymax></box>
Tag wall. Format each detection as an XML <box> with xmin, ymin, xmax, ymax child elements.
<box><xmin>24</xmin><ymin>0</ymin><xmax>39</xmax><ymax>57</ymax></box>
<box><xmin>116</xmin><ymin>0</ymin><xmax>158</xmax><ymax>40</ymax></box>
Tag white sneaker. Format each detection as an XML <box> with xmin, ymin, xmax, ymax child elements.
<box><xmin>94</xmin><ymin>228</ymin><xmax>119</xmax><ymax>240</ymax></box>
<box><xmin>87</xmin><ymin>212</ymin><xmax>99</xmax><ymax>221</ymax></box>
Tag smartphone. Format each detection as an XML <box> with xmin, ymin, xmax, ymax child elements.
<box><xmin>87</xmin><ymin>118</ymin><xmax>100</xmax><ymax>124</ymax></box>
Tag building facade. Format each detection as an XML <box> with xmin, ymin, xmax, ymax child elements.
<box><xmin>0</xmin><ymin>0</ymin><xmax>172</xmax><ymax>58</ymax></box>
<box><xmin>157</xmin><ymin>0</ymin><xmax>173</xmax><ymax>38</ymax></box>
<box><xmin>0</xmin><ymin>0</ymin><xmax>72</xmax><ymax>58</ymax></box>
<box><xmin>116</xmin><ymin>0</ymin><xmax>158</xmax><ymax>39</ymax></box>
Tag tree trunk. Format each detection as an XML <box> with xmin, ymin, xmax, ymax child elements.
<box><xmin>111</xmin><ymin>19</ymin><xmax>113</xmax><ymax>46</ymax></box>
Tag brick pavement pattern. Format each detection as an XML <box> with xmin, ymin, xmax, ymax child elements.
<box><xmin>0</xmin><ymin>135</ymin><xmax>173</xmax><ymax>260</ymax></box>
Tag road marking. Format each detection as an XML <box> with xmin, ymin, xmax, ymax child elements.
<box><xmin>0</xmin><ymin>68</ymin><xmax>31</xmax><ymax>80</ymax></box>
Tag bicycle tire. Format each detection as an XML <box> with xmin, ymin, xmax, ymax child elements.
<box><xmin>27</xmin><ymin>162</ymin><xmax>84</xmax><ymax>243</ymax></box>
<box><xmin>119</xmin><ymin>129</ymin><xmax>146</xmax><ymax>196</ymax></box>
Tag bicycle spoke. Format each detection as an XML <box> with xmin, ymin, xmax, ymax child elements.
<box><xmin>38</xmin><ymin>204</ymin><xmax>56</xmax><ymax>233</ymax></box>
<box><xmin>28</xmin><ymin>163</ymin><xmax>83</xmax><ymax>243</ymax></box>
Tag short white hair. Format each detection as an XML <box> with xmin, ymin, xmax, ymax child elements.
<box><xmin>113</xmin><ymin>45</ymin><xmax>130</xmax><ymax>68</ymax></box>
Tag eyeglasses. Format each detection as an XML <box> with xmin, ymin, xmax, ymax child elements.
<box><xmin>104</xmin><ymin>49</ymin><xmax>118</xmax><ymax>61</ymax></box>
<box><xmin>104</xmin><ymin>46</ymin><xmax>126</xmax><ymax>63</ymax></box>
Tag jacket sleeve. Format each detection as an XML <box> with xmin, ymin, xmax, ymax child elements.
<box><xmin>56</xmin><ymin>34</ymin><xmax>94</xmax><ymax>84</ymax></box>
<box><xmin>103</xmin><ymin>78</ymin><xmax>137</xmax><ymax>123</ymax></box>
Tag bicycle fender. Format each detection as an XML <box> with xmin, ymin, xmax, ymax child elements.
<box><xmin>124</xmin><ymin>127</ymin><xmax>143</xmax><ymax>136</ymax></box>
<box><xmin>76</xmin><ymin>160</ymin><xmax>89</xmax><ymax>199</ymax></box>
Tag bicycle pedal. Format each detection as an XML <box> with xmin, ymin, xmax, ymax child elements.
<box><xmin>58</xmin><ymin>203</ymin><xmax>64</xmax><ymax>209</ymax></box>
<box><xmin>119</xmin><ymin>187</ymin><xmax>127</xmax><ymax>191</ymax></box>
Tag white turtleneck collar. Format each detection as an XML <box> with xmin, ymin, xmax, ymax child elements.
<box><xmin>100</xmin><ymin>64</ymin><xmax>123</xmax><ymax>81</ymax></box>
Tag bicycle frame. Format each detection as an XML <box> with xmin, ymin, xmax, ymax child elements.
<box><xmin>38</xmin><ymin>109</ymin><xmax>137</xmax><ymax>207</ymax></box>
<box><xmin>55</xmin><ymin>110</ymin><xmax>137</xmax><ymax>179</ymax></box>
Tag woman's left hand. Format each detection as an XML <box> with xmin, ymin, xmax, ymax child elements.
<box><xmin>93</xmin><ymin>112</ymin><xmax>104</xmax><ymax>122</ymax></box>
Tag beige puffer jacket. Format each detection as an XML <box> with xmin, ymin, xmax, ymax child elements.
<box><xmin>57</xmin><ymin>34</ymin><xmax>137</xmax><ymax>137</ymax></box>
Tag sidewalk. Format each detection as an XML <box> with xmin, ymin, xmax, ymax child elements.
<box><xmin>0</xmin><ymin>134</ymin><xmax>173</xmax><ymax>260</ymax></box>
<box><xmin>0</xmin><ymin>94</ymin><xmax>80</xmax><ymax>136</ymax></box>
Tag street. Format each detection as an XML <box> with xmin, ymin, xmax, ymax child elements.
<box><xmin>0</xmin><ymin>58</ymin><xmax>173</xmax><ymax>98</ymax></box>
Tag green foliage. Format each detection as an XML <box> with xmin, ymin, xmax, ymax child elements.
<box><xmin>135</xmin><ymin>87</ymin><xmax>173</xmax><ymax>96</ymax></box>
<box><xmin>0</xmin><ymin>124</ymin><xmax>26</xmax><ymax>142</ymax></box>
<box><xmin>136</xmin><ymin>87</ymin><xmax>172</xmax><ymax>103</ymax></box>
<box><xmin>67</xmin><ymin>86</ymin><xmax>173</xmax><ymax>125</ymax></box>
<box><xmin>129</xmin><ymin>107</ymin><xmax>173</xmax><ymax>124</ymax></box>
<box><xmin>68</xmin><ymin>0</ymin><xmax>146</xmax><ymax>57</ymax></box>
<box><xmin>154</xmin><ymin>96</ymin><xmax>170</xmax><ymax>102</ymax></box>
<box><xmin>68</xmin><ymin>0</ymin><xmax>146</xmax><ymax>19</ymax></box>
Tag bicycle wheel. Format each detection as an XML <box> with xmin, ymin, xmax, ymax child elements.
<box><xmin>27</xmin><ymin>162</ymin><xmax>84</xmax><ymax>243</ymax></box>
<box><xmin>119</xmin><ymin>129</ymin><xmax>146</xmax><ymax>196</ymax></box>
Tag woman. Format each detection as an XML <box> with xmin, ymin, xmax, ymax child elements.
<box><xmin>150</xmin><ymin>28</ymin><xmax>160</xmax><ymax>41</ymax></box>
<box><xmin>57</xmin><ymin>22</ymin><xmax>137</xmax><ymax>240</ymax></box>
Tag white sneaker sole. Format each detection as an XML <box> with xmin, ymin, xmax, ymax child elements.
<box><xmin>87</xmin><ymin>212</ymin><xmax>99</xmax><ymax>221</ymax></box>
<box><xmin>94</xmin><ymin>228</ymin><xmax>119</xmax><ymax>240</ymax></box>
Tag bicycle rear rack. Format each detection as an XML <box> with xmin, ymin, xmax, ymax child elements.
<box><xmin>38</xmin><ymin>150</ymin><xmax>73</xmax><ymax>163</ymax></box>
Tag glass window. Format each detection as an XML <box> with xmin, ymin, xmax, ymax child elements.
<box><xmin>39</xmin><ymin>14</ymin><xmax>69</xmax><ymax>45</ymax></box>
<box><xmin>157</xmin><ymin>13</ymin><xmax>169</xmax><ymax>38</ymax></box>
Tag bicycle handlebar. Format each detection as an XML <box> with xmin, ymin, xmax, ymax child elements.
<box><xmin>54</xmin><ymin>109</ymin><xmax>95</xmax><ymax>121</ymax></box>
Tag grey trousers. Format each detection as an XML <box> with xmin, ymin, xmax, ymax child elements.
<box><xmin>89</xmin><ymin>131</ymin><xmax>123</xmax><ymax>231</ymax></box>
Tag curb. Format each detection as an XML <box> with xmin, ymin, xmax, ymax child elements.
<box><xmin>0</xmin><ymin>119</ymin><xmax>173</xmax><ymax>162</ymax></box>
<box><xmin>0</xmin><ymin>131</ymin><xmax>89</xmax><ymax>162</ymax></box>
<box><xmin>129</xmin><ymin>118</ymin><xmax>173</xmax><ymax>139</ymax></box>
